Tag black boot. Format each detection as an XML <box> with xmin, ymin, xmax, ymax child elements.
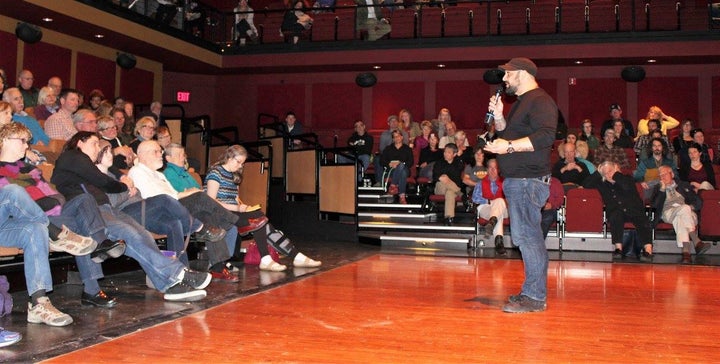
<box><xmin>484</xmin><ymin>216</ymin><xmax>498</xmax><ymax>238</ymax></box>
<box><xmin>495</xmin><ymin>235</ymin><xmax>507</xmax><ymax>256</ymax></box>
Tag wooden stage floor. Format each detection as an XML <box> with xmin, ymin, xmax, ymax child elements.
<box><xmin>40</xmin><ymin>255</ymin><xmax>720</xmax><ymax>363</ymax></box>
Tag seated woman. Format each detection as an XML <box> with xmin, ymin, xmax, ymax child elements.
<box><xmin>205</xmin><ymin>144</ymin><xmax>321</xmax><ymax>271</ymax></box>
<box><xmin>282</xmin><ymin>0</ymin><xmax>313</xmax><ymax>45</ymax></box>
<box><xmin>51</xmin><ymin>131</ymin><xmax>213</xmax><ymax>302</ymax></box>
<box><xmin>679</xmin><ymin>143</ymin><xmax>716</xmax><ymax>192</ymax></box>
<box><xmin>128</xmin><ymin>116</ymin><xmax>156</xmax><ymax>153</ymax></box>
<box><xmin>0</xmin><ymin>123</ymin><xmax>128</xmax><ymax>310</ymax></box>
<box><xmin>380</xmin><ymin>130</ymin><xmax>414</xmax><ymax>204</ymax></box>
<box><xmin>33</xmin><ymin>86</ymin><xmax>57</xmax><ymax>122</ymax></box>
<box><xmin>234</xmin><ymin>0</ymin><xmax>259</xmax><ymax>45</ymax></box>
<box><xmin>418</xmin><ymin>131</ymin><xmax>442</xmax><ymax>180</ymax></box>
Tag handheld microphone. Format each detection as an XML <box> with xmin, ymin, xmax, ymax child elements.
<box><xmin>484</xmin><ymin>87</ymin><xmax>503</xmax><ymax>124</ymax></box>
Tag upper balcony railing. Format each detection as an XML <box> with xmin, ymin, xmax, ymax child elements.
<box><xmin>96</xmin><ymin>1</ymin><xmax>720</xmax><ymax>50</ymax></box>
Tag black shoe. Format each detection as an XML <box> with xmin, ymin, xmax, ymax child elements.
<box><xmin>484</xmin><ymin>216</ymin><xmax>498</xmax><ymax>238</ymax></box>
<box><xmin>639</xmin><ymin>250</ymin><xmax>654</xmax><ymax>262</ymax></box>
<box><xmin>494</xmin><ymin>235</ymin><xmax>507</xmax><ymax>256</ymax></box>
<box><xmin>81</xmin><ymin>290</ymin><xmax>117</xmax><ymax>308</ymax></box>
<box><xmin>502</xmin><ymin>295</ymin><xmax>546</xmax><ymax>313</ymax></box>
<box><xmin>445</xmin><ymin>217</ymin><xmax>454</xmax><ymax>226</ymax></box>
<box><xmin>193</xmin><ymin>225</ymin><xmax>227</xmax><ymax>243</ymax></box>
<box><xmin>508</xmin><ymin>293</ymin><xmax>522</xmax><ymax>303</ymax></box>
<box><xmin>91</xmin><ymin>239</ymin><xmax>126</xmax><ymax>263</ymax></box>
<box><xmin>612</xmin><ymin>248</ymin><xmax>623</xmax><ymax>259</ymax></box>
<box><xmin>163</xmin><ymin>283</ymin><xmax>206</xmax><ymax>302</ymax></box>
<box><xmin>695</xmin><ymin>241</ymin><xmax>711</xmax><ymax>255</ymax></box>
<box><xmin>181</xmin><ymin>269</ymin><xmax>212</xmax><ymax>290</ymax></box>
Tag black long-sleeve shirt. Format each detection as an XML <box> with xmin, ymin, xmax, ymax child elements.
<box><xmin>347</xmin><ymin>132</ymin><xmax>374</xmax><ymax>156</ymax></box>
<box><xmin>51</xmin><ymin>149</ymin><xmax>128</xmax><ymax>206</ymax></box>
<box><xmin>380</xmin><ymin>143</ymin><xmax>414</xmax><ymax>169</ymax></box>
<box><xmin>432</xmin><ymin>157</ymin><xmax>465</xmax><ymax>186</ymax></box>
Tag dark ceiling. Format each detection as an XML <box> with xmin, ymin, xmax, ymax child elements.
<box><xmin>3</xmin><ymin>1</ymin><xmax>720</xmax><ymax>75</ymax></box>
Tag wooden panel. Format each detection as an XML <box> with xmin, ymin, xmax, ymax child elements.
<box><xmin>44</xmin><ymin>255</ymin><xmax>720</xmax><ymax>363</ymax></box>
<box><xmin>258</xmin><ymin>136</ymin><xmax>285</xmax><ymax>178</ymax></box>
<box><xmin>286</xmin><ymin>149</ymin><xmax>316</xmax><ymax>194</ymax></box>
<box><xmin>185</xmin><ymin>131</ymin><xmax>207</xmax><ymax>174</ymax></box>
<box><xmin>319</xmin><ymin>164</ymin><xmax>356</xmax><ymax>214</ymax></box>
<box><xmin>238</xmin><ymin>161</ymin><xmax>270</xmax><ymax>215</ymax></box>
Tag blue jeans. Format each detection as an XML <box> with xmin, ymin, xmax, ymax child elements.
<box><xmin>122</xmin><ymin>195</ymin><xmax>203</xmax><ymax>266</ymax></box>
<box><xmin>0</xmin><ymin>185</ymin><xmax>52</xmax><ymax>295</ymax></box>
<box><xmin>97</xmin><ymin>204</ymin><xmax>185</xmax><ymax>292</ymax></box>
<box><xmin>388</xmin><ymin>164</ymin><xmax>409</xmax><ymax>195</ymax></box>
<box><xmin>503</xmin><ymin>177</ymin><xmax>550</xmax><ymax>302</ymax></box>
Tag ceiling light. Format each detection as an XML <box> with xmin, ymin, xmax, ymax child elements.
<box><xmin>94</xmin><ymin>34</ymin><xmax>104</xmax><ymax>39</ymax></box>
<box><xmin>437</xmin><ymin>64</ymin><xmax>446</xmax><ymax>68</ymax></box>
<box><xmin>42</xmin><ymin>17</ymin><xmax>53</xmax><ymax>22</ymax></box>
<box><xmin>372</xmin><ymin>65</ymin><xmax>381</xmax><ymax>70</ymax></box>
<box><xmin>574</xmin><ymin>60</ymin><xmax>583</xmax><ymax>65</ymax></box>
<box><xmin>647</xmin><ymin>59</ymin><xmax>657</xmax><ymax>63</ymax></box>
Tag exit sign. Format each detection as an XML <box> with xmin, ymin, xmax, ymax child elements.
<box><xmin>176</xmin><ymin>91</ymin><xmax>190</xmax><ymax>103</ymax></box>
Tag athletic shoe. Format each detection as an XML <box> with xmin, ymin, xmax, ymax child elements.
<box><xmin>27</xmin><ymin>297</ymin><xmax>73</xmax><ymax>327</ymax></box>
<box><xmin>163</xmin><ymin>283</ymin><xmax>206</xmax><ymax>302</ymax></box>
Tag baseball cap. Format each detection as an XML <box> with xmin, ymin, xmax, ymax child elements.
<box><xmin>498</xmin><ymin>57</ymin><xmax>538</xmax><ymax>77</ymax></box>
<box><xmin>609</xmin><ymin>104</ymin><xmax>622</xmax><ymax>111</ymax></box>
<box><xmin>387</xmin><ymin>115</ymin><xmax>398</xmax><ymax>123</ymax></box>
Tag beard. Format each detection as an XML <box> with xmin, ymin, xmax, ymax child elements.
<box><xmin>504</xmin><ymin>82</ymin><xmax>517</xmax><ymax>96</ymax></box>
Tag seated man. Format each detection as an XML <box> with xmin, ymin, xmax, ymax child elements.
<box><xmin>130</xmin><ymin>141</ymin><xmax>268</xmax><ymax>271</ymax></box>
<box><xmin>0</xmin><ymin>184</ymin><xmax>72</xmax><ymax>328</ymax></box>
<box><xmin>3</xmin><ymin>87</ymin><xmax>50</xmax><ymax>146</ymax></box>
<box><xmin>472</xmin><ymin>158</ymin><xmax>508</xmax><ymax>255</ymax></box>
<box><xmin>583</xmin><ymin>161</ymin><xmax>654</xmax><ymax>260</ymax></box>
<box><xmin>355</xmin><ymin>0</ymin><xmax>391</xmax><ymax>41</ymax></box>
<box><xmin>432</xmin><ymin>143</ymin><xmax>465</xmax><ymax>226</ymax></box>
<box><xmin>634</xmin><ymin>137</ymin><xmax>677</xmax><ymax>200</ymax></box>
<box><xmin>593</xmin><ymin>128</ymin><xmax>631</xmax><ymax>171</ymax></box>
<box><xmin>551</xmin><ymin>142</ymin><xmax>590</xmax><ymax>191</ymax></box>
<box><xmin>541</xmin><ymin>177</ymin><xmax>564</xmax><ymax>239</ymax></box>
<box><xmin>650</xmin><ymin>166</ymin><xmax>710</xmax><ymax>262</ymax></box>
<box><xmin>44</xmin><ymin>88</ymin><xmax>80</xmax><ymax>141</ymax></box>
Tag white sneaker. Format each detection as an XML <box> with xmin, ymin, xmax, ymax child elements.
<box><xmin>49</xmin><ymin>225</ymin><xmax>97</xmax><ymax>256</ymax></box>
<box><xmin>27</xmin><ymin>297</ymin><xmax>73</xmax><ymax>327</ymax></box>
<box><xmin>293</xmin><ymin>252</ymin><xmax>322</xmax><ymax>268</ymax></box>
<box><xmin>259</xmin><ymin>255</ymin><xmax>286</xmax><ymax>272</ymax></box>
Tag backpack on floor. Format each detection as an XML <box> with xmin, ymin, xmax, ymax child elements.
<box><xmin>0</xmin><ymin>275</ymin><xmax>13</xmax><ymax>316</ymax></box>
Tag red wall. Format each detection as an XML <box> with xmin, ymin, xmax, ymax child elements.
<box><xmin>714</xmin><ymin>76</ymin><xmax>720</xmax><ymax>129</ymax></box>
<box><xmin>20</xmin><ymin>41</ymin><xmax>71</xmax><ymax>91</ymax></box>
<box><xmin>119</xmin><ymin>67</ymin><xmax>154</xmax><ymax>104</ymax></box>
<box><xmin>76</xmin><ymin>52</ymin><xmax>116</xmax><ymax>99</ymax></box>
<box><xmin>0</xmin><ymin>31</ymin><xmax>18</xmax><ymax>82</ymax></box>
<box><xmin>311</xmin><ymin>83</ymin><xmax>363</xmax><ymax>129</ymax></box>
<box><xmin>568</xmin><ymin>77</ymin><xmax>628</xmax><ymax>128</ymax></box>
<box><xmin>372</xmin><ymin>81</ymin><xmax>425</xmax><ymax>128</ymax></box>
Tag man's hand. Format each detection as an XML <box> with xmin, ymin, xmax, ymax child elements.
<box><xmin>483</xmin><ymin>138</ymin><xmax>510</xmax><ymax>155</ymax></box>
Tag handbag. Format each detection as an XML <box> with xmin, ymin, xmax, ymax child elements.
<box><xmin>243</xmin><ymin>240</ymin><xmax>280</xmax><ymax>265</ymax></box>
<box><xmin>0</xmin><ymin>276</ymin><xmax>13</xmax><ymax>317</ymax></box>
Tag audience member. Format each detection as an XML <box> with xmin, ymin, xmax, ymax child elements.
<box><xmin>438</xmin><ymin>121</ymin><xmax>458</xmax><ymax>148</ymax></box>
<box><xmin>205</xmin><ymin>144</ymin><xmax>322</xmax><ymax>270</ymax></box>
<box><xmin>413</xmin><ymin>120</ymin><xmax>432</xmax><ymax>152</ymax></box>
<box><xmin>673</xmin><ymin>118</ymin><xmax>695</xmax><ymax>153</ymax></box>
<box><xmin>33</xmin><ymin>86</ymin><xmax>58</xmax><ymax>121</ymax></box>
<box><xmin>573</xmin><ymin>140</ymin><xmax>596</xmax><ymax>174</ymax></box>
<box><xmin>612</xmin><ymin>120</ymin><xmax>634</xmax><ymax>148</ymax></box>
<box><xmin>633</xmin><ymin>119</ymin><xmax>662</xmax><ymax>158</ymax></box>
<box><xmin>282</xmin><ymin>111</ymin><xmax>304</xmax><ymax>148</ymax></box>
<box><xmin>650</xmin><ymin>165</ymin><xmax>710</xmax><ymax>262</ymax></box>
<box><xmin>282</xmin><ymin>0</ymin><xmax>313</xmax><ymax>45</ymax></box>
<box><xmin>129</xmin><ymin>116</ymin><xmax>157</xmax><ymax>152</ymax></box>
<box><xmin>52</xmin><ymin>132</ymin><xmax>212</xmax><ymax>302</ymax></box>
<box><xmin>473</xmin><ymin>158</ymin><xmax>507</xmax><ymax>255</ymax></box>
<box><xmin>583</xmin><ymin>161</ymin><xmax>654</xmax><ymax>260</ymax></box>
<box><xmin>17</xmin><ymin>70</ymin><xmax>39</xmax><ymax>108</ymax></box>
<box><xmin>679</xmin><ymin>143</ymin><xmax>716</xmax><ymax>192</ymax></box>
<box><xmin>462</xmin><ymin>145</ymin><xmax>486</xmax><ymax>197</ymax></box>
<box><xmin>433</xmin><ymin>108</ymin><xmax>452</xmax><ymax>138</ymax></box>
<box><xmin>355</xmin><ymin>0</ymin><xmax>391</xmax><ymax>41</ymax></box>
<box><xmin>87</xmin><ymin>89</ymin><xmax>105</xmax><ymax>112</ymax></box>
<box><xmin>432</xmin><ymin>143</ymin><xmax>464</xmax><ymax>225</ymax></box>
<box><xmin>3</xmin><ymin>88</ymin><xmax>50</xmax><ymax>146</ymax></box>
<box><xmin>380</xmin><ymin>130</ymin><xmax>413</xmax><ymax>204</ymax></box>
<box><xmin>0</xmin><ymin>184</ymin><xmax>71</xmax><ymax>328</ymax></box>
<box><xmin>98</xmin><ymin>115</ymin><xmax>135</xmax><ymax>169</ymax></box>
<box><xmin>600</xmin><ymin>104</ymin><xmax>634</xmax><ymax>139</ymax></box>
<box><xmin>73</xmin><ymin>109</ymin><xmax>99</xmax><ymax>133</ymax></box>
<box><xmin>45</xmin><ymin>88</ymin><xmax>80</xmax><ymax>140</ymax></box>
<box><xmin>399</xmin><ymin>109</ymin><xmax>421</xmax><ymax>147</ymax></box>
<box><xmin>593</xmin><ymin>128</ymin><xmax>631</xmax><ymax>171</ymax></box>
<box><xmin>155</xmin><ymin>0</ymin><xmax>179</xmax><ymax>25</ymax></box>
<box><xmin>111</xmin><ymin>107</ymin><xmax>134</xmax><ymax>145</ymax></box>
<box><xmin>47</xmin><ymin>77</ymin><xmax>62</xmax><ymax>102</ymax></box>
<box><xmin>551</xmin><ymin>142</ymin><xmax>590</xmax><ymax>190</ymax></box>
<box><xmin>95</xmin><ymin>100</ymin><xmax>114</xmax><ymax>117</ymax></box>
<box><xmin>418</xmin><ymin>131</ymin><xmax>442</xmax><ymax>179</ymax></box>
<box><xmin>234</xmin><ymin>0</ymin><xmax>258</xmax><ymax>45</ymax></box>
<box><xmin>578</xmin><ymin>118</ymin><xmax>600</xmax><ymax>151</ymax></box>
<box><xmin>637</xmin><ymin>105</ymin><xmax>679</xmax><ymax>139</ymax></box>
<box><xmin>454</xmin><ymin>130</ymin><xmax>473</xmax><ymax>165</ymax></box>
<box><xmin>346</xmin><ymin>120</ymin><xmax>373</xmax><ymax>172</ymax></box>
<box><xmin>634</xmin><ymin>138</ymin><xmax>678</xmax><ymax>191</ymax></box>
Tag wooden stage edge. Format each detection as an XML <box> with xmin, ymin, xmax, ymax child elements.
<box><xmin>42</xmin><ymin>254</ymin><xmax>720</xmax><ymax>363</ymax></box>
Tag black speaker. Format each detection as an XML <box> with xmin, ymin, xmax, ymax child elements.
<box><xmin>621</xmin><ymin>66</ymin><xmax>646</xmax><ymax>82</ymax></box>
<box><xmin>116</xmin><ymin>53</ymin><xmax>137</xmax><ymax>70</ymax></box>
<box><xmin>483</xmin><ymin>69</ymin><xmax>505</xmax><ymax>85</ymax></box>
<box><xmin>15</xmin><ymin>22</ymin><xmax>42</xmax><ymax>44</ymax></box>
<box><xmin>355</xmin><ymin>72</ymin><xmax>377</xmax><ymax>88</ymax></box>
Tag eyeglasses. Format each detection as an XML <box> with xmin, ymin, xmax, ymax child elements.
<box><xmin>5</xmin><ymin>137</ymin><xmax>29</xmax><ymax>144</ymax></box>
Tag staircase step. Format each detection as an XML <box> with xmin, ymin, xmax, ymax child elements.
<box><xmin>358</xmin><ymin>221</ymin><xmax>476</xmax><ymax>232</ymax></box>
<box><xmin>358</xmin><ymin>212</ymin><xmax>437</xmax><ymax>221</ymax></box>
<box><xmin>358</xmin><ymin>203</ymin><xmax>423</xmax><ymax>209</ymax></box>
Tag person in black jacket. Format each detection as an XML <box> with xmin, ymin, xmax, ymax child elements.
<box><xmin>346</xmin><ymin>120</ymin><xmax>373</xmax><ymax>171</ymax></box>
<box><xmin>583</xmin><ymin>161</ymin><xmax>654</xmax><ymax>260</ymax></box>
<box><xmin>432</xmin><ymin>143</ymin><xmax>465</xmax><ymax>225</ymax></box>
<box><xmin>380</xmin><ymin>130</ymin><xmax>413</xmax><ymax>204</ymax></box>
<box><xmin>650</xmin><ymin>165</ymin><xmax>710</xmax><ymax>262</ymax></box>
